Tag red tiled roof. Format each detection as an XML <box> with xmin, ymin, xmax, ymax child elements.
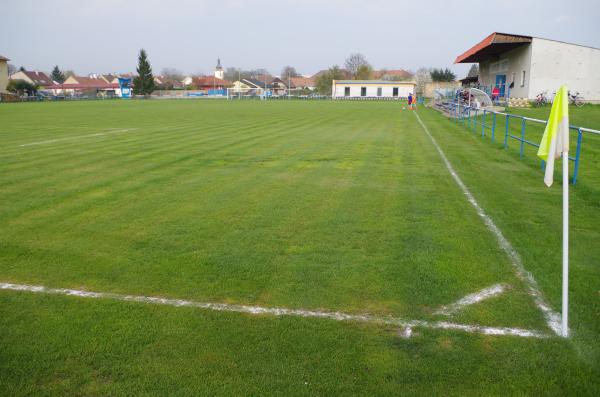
<box><xmin>45</xmin><ymin>76</ymin><xmax>119</xmax><ymax>90</ymax></box>
<box><xmin>21</xmin><ymin>71</ymin><xmax>54</xmax><ymax>86</ymax></box>
<box><xmin>192</xmin><ymin>76</ymin><xmax>232</xmax><ymax>87</ymax></box>
<box><xmin>289</xmin><ymin>76</ymin><xmax>315</xmax><ymax>88</ymax></box>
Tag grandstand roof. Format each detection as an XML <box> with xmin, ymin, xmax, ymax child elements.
<box><xmin>455</xmin><ymin>32</ymin><xmax>533</xmax><ymax>63</ymax></box>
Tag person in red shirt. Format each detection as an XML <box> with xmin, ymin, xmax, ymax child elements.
<box><xmin>492</xmin><ymin>86</ymin><xmax>500</xmax><ymax>104</ymax></box>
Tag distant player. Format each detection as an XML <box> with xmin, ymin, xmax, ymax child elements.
<box><xmin>407</xmin><ymin>93</ymin><xmax>413</xmax><ymax>110</ymax></box>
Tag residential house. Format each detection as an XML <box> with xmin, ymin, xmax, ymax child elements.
<box><xmin>241</xmin><ymin>78</ymin><xmax>272</xmax><ymax>90</ymax></box>
<box><xmin>455</xmin><ymin>32</ymin><xmax>600</xmax><ymax>101</ymax></box>
<box><xmin>154</xmin><ymin>76</ymin><xmax>184</xmax><ymax>90</ymax></box>
<box><xmin>191</xmin><ymin>76</ymin><xmax>232</xmax><ymax>94</ymax></box>
<box><xmin>9</xmin><ymin>70</ymin><xmax>54</xmax><ymax>88</ymax></box>
<box><xmin>289</xmin><ymin>76</ymin><xmax>316</xmax><ymax>91</ymax></box>
<box><xmin>46</xmin><ymin>75</ymin><xmax>119</xmax><ymax>96</ymax></box>
<box><xmin>270</xmin><ymin>77</ymin><xmax>288</xmax><ymax>95</ymax></box>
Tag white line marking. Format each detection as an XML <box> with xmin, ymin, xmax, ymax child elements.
<box><xmin>18</xmin><ymin>128</ymin><xmax>138</xmax><ymax>147</ymax></box>
<box><xmin>414</xmin><ymin>111</ymin><xmax>562</xmax><ymax>336</ymax></box>
<box><xmin>434</xmin><ymin>283</ymin><xmax>509</xmax><ymax>316</ymax></box>
<box><xmin>0</xmin><ymin>282</ymin><xmax>548</xmax><ymax>338</ymax></box>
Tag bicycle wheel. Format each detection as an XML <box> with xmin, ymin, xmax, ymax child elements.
<box><xmin>575</xmin><ymin>96</ymin><xmax>585</xmax><ymax>107</ymax></box>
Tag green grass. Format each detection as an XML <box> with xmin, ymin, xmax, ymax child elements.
<box><xmin>0</xmin><ymin>100</ymin><xmax>598</xmax><ymax>395</ymax></box>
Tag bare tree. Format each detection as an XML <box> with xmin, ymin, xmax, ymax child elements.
<box><xmin>281</xmin><ymin>66</ymin><xmax>299</xmax><ymax>79</ymax></box>
<box><xmin>160</xmin><ymin>67</ymin><xmax>184</xmax><ymax>81</ymax></box>
<box><xmin>467</xmin><ymin>64</ymin><xmax>479</xmax><ymax>78</ymax></box>
<box><xmin>415</xmin><ymin>67</ymin><xmax>432</xmax><ymax>96</ymax></box>
<box><xmin>345</xmin><ymin>53</ymin><xmax>370</xmax><ymax>79</ymax></box>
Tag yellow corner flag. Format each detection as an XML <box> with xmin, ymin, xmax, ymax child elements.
<box><xmin>537</xmin><ymin>85</ymin><xmax>570</xmax><ymax>187</ymax></box>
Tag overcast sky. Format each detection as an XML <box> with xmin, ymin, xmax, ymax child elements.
<box><xmin>2</xmin><ymin>0</ymin><xmax>599</xmax><ymax>77</ymax></box>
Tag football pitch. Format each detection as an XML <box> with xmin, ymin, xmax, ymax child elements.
<box><xmin>1</xmin><ymin>100</ymin><xmax>599</xmax><ymax>395</ymax></box>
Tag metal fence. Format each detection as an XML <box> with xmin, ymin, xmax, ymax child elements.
<box><xmin>440</xmin><ymin>102</ymin><xmax>600</xmax><ymax>185</ymax></box>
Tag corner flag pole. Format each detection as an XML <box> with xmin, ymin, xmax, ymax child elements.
<box><xmin>562</xmin><ymin>150</ymin><xmax>569</xmax><ymax>337</ymax></box>
<box><xmin>537</xmin><ymin>84</ymin><xmax>570</xmax><ymax>337</ymax></box>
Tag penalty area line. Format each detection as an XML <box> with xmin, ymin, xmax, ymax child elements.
<box><xmin>413</xmin><ymin>111</ymin><xmax>562</xmax><ymax>336</ymax></box>
<box><xmin>0</xmin><ymin>282</ymin><xmax>548</xmax><ymax>339</ymax></box>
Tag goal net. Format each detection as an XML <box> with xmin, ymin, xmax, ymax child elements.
<box><xmin>226</xmin><ymin>87</ymin><xmax>266</xmax><ymax>100</ymax></box>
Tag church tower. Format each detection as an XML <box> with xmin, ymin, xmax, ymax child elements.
<box><xmin>214</xmin><ymin>58</ymin><xmax>224</xmax><ymax>79</ymax></box>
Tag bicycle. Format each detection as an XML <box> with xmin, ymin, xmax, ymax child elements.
<box><xmin>535</xmin><ymin>91</ymin><xmax>548</xmax><ymax>107</ymax></box>
<box><xmin>568</xmin><ymin>91</ymin><xmax>585</xmax><ymax>107</ymax></box>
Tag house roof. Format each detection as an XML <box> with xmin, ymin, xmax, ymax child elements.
<box><xmin>0</xmin><ymin>54</ymin><xmax>9</xmax><ymax>61</ymax></box>
<box><xmin>45</xmin><ymin>83</ymin><xmax>120</xmax><ymax>90</ymax></box>
<box><xmin>47</xmin><ymin>75</ymin><xmax>119</xmax><ymax>89</ymax></box>
<box><xmin>459</xmin><ymin>76</ymin><xmax>479</xmax><ymax>83</ymax></box>
<box><xmin>289</xmin><ymin>76</ymin><xmax>315</xmax><ymax>88</ymax></box>
<box><xmin>242</xmin><ymin>78</ymin><xmax>273</xmax><ymax>89</ymax></box>
<box><xmin>16</xmin><ymin>71</ymin><xmax>54</xmax><ymax>86</ymax></box>
<box><xmin>192</xmin><ymin>76</ymin><xmax>232</xmax><ymax>87</ymax></box>
<box><xmin>455</xmin><ymin>32</ymin><xmax>533</xmax><ymax>63</ymax></box>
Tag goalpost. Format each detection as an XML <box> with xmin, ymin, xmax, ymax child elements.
<box><xmin>226</xmin><ymin>87</ymin><xmax>266</xmax><ymax>100</ymax></box>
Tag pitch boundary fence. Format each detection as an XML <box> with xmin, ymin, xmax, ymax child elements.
<box><xmin>439</xmin><ymin>102</ymin><xmax>600</xmax><ymax>185</ymax></box>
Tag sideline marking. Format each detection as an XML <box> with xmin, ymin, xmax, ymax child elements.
<box><xmin>434</xmin><ymin>283</ymin><xmax>509</xmax><ymax>316</ymax></box>
<box><xmin>413</xmin><ymin>111</ymin><xmax>562</xmax><ymax>336</ymax></box>
<box><xmin>0</xmin><ymin>282</ymin><xmax>547</xmax><ymax>338</ymax></box>
<box><xmin>18</xmin><ymin>128</ymin><xmax>138</xmax><ymax>147</ymax></box>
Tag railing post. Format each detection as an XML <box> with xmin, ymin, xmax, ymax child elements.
<box><xmin>473</xmin><ymin>109</ymin><xmax>478</xmax><ymax>131</ymax></box>
<box><xmin>468</xmin><ymin>107</ymin><xmax>471</xmax><ymax>128</ymax></box>
<box><xmin>492</xmin><ymin>112</ymin><xmax>497</xmax><ymax>143</ymax></box>
<box><xmin>504</xmin><ymin>114</ymin><xmax>509</xmax><ymax>148</ymax></box>
<box><xmin>520</xmin><ymin>118</ymin><xmax>526</xmax><ymax>159</ymax></box>
<box><xmin>572</xmin><ymin>128</ymin><xmax>583</xmax><ymax>185</ymax></box>
<box><xmin>481</xmin><ymin>110</ymin><xmax>486</xmax><ymax>137</ymax></box>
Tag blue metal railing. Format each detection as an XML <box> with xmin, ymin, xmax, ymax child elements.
<box><xmin>443</xmin><ymin>102</ymin><xmax>600</xmax><ymax>185</ymax></box>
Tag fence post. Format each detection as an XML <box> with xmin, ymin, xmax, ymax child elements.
<box><xmin>572</xmin><ymin>128</ymin><xmax>583</xmax><ymax>185</ymax></box>
<box><xmin>520</xmin><ymin>118</ymin><xmax>526</xmax><ymax>159</ymax></box>
<box><xmin>492</xmin><ymin>112</ymin><xmax>497</xmax><ymax>143</ymax></box>
<box><xmin>482</xmin><ymin>110</ymin><xmax>486</xmax><ymax>137</ymax></box>
<box><xmin>504</xmin><ymin>114</ymin><xmax>510</xmax><ymax>148</ymax></box>
<box><xmin>468</xmin><ymin>108</ymin><xmax>471</xmax><ymax>128</ymax></box>
<box><xmin>474</xmin><ymin>109</ymin><xmax>478</xmax><ymax>132</ymax></box>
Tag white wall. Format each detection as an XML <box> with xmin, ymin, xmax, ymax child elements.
<box><xmin>333</xmin><ymin>83</ymin><xmax>415</xmax><ymax>98</ymax></box>
<box><xmin>530</xmin><ymin>38</ymin><xmax>600</xmax><ymax>101</ymax></box>
<box><xmin>0</xmin><ymin>61</ymin><xmax>8</xmax><ymax>93</ymax></box>
<box><xmin>479</xmin><ymin>44</ymin><xmax>532</xmax><ymax>98</ymax></box>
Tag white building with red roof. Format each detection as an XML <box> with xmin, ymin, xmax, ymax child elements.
<box><xmin>455</xmin><ymin>32</ymin><xmax>600</xmax><ymax>101</ymax></box>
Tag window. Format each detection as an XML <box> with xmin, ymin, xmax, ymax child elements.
<box><xmin>377</xmin><ymin>87</ymin><xmax>382</xmax><ymax>97</ymax></box>
<box><xmin>520</xmin><ymin>70</ymin><xmax>526</xmax><ymax>87</ymax></box>
<box><xmin>393</xmin><ymin>87</ymin><xmax>399</xmax><ymax>97</ymax></box>
<box><xmin>361</xmin><ymin>87</ymin><xmax>367</xmax><ymax>97</ymax></box>
<box><xmin>490</xmin><ymin>59</ymin><xmax>509</xmax><ymax>73</ymax></box>
<box><xmin>344</xmin><ymin>87</ymin><xmax>350</xmax><ymax>97</ymax></box>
